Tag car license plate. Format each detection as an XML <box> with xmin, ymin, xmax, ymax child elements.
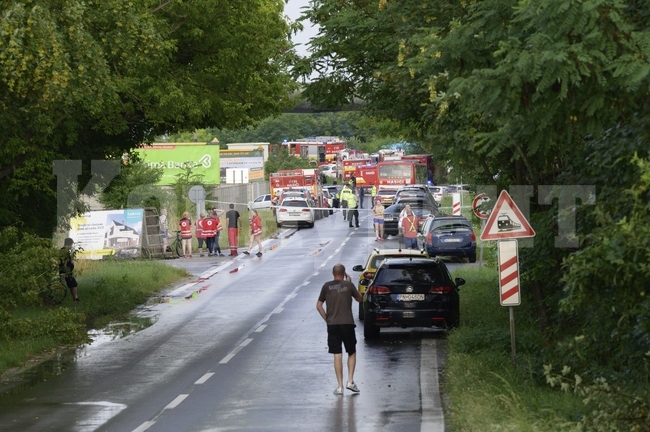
<box><xmin>384</xmin><ymin>216</ymin><xmax>393</xmax><ymax>221</ymax></box>
<box><xmin>397</xmin><ymin>294</ymin><xmax>425</xmax><ymax>301</ymax></box>
<box><xmin>443</xmin><ymin>238</ymin><xmax>462</xmax><ymax>243</ymax></box>
<box><xmin>289</xmin><ymin>212</ymin><xmax>301</xmax><ymax>216</ymax></box>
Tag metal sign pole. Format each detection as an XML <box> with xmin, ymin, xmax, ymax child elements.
<box><xmin>509</xmin><ymin>306</ymin><xmax>516</xmax><ymax>362</ymax></box>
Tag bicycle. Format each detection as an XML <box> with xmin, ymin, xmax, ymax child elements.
<box><xmin>169</xmin><ymin>230</ymin><xmax>183</xmax><ymax>257</ymax></box>
<box><xmin>39</xmin><ymin>274</ymin><xmax>68</xmax><ymax>306</ymax></box>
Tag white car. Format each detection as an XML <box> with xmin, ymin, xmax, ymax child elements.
<box><xmin>428</xmin><ymin>186</ymin><xmax>444</xmax><ymax>202</ymax></box>
<box><xmin>248</xmin><ymin>194</ymin><xmax>273</xmax><ymax>210</ymax></box>
<box><xmin>319</xmin><ymin>164</ymin><xmax>338</xmax><ymax>178</ymax></box>
<box><xmin>276</xmin><ymin>198</ymin><xmax>315</xmax><ymax>228</ymax></box>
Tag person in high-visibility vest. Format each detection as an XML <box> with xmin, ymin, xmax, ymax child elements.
<box><xmin>202</xmin><ymin>211</ymin><xmax>217</xmax><ymax>256</ymax></box>
<box><xmin>371</xmin><ymin>184</ymin><xmax>377</xmax><ymax>201</ymax></box>
<box><xmin>339</xmin><ymin>184</ymin><xmax>353</xmax><ymax>220</ymax></box>
<box><xmin>179</xmin><ymin>211</ymin><xmax>193</xmax><ymax>258</ymax></box>
<box><xmin>347</xmin><ymin>192</ymin><xmax>359</xmax><ymax>228</ymax></box>
<box><xmin>401</xmin><ymin>208</ymin><xmax>419</xmax><ymax>249</ymax></box>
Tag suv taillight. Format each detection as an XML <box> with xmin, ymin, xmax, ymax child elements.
<box><xmin>470</xmin><ymin>231</ymin><xmax>476</xmax><ymax>241</ymax></box>
<box><xmin>368</xmin><ymin>285</ymin><xmax>391</xmax><ymax>295</ymax></box>
<box><xmin>429</xmin><ymin>285</ymin><xmax>452</xmax><ymax>294</ymax></box>
<box><xmin>426</xmin><ymin>232</ymin><xmax>432</xmax><ymax>242</ymax></box>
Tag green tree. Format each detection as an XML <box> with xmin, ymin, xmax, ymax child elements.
<box><xmin>0</xmin><ymin>0</ymin><xmax>297</xmax><ymax>236</ymax></box>
<box><xmin>98</xmin><ymin>152</ymin><xmax>164</xmax><ymax>210</ymax></box>
<box><xmin>297</xmin><ymin>0</ymin><xmax>650</xmax><ymax>404</ymax></box>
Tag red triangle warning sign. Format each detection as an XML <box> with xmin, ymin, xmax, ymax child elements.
<box><xmin>480</xmin><ymin>190</ymin><xmax>535</xmax><ymax>241</ymax></box>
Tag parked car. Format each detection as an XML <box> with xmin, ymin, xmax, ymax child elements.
<box><xmin>324</xmin><ymin>185</ymin><xmax>341</xmax><ymax>208</ymax></box>
<box><xmin>428</xmin><ymin>185</ymin><xmax>444</xmax><ymax>202</ymax></box>
<box><xmin>320</xmin><ymin>164</ymin><xmax>338</xmax><ymax>178</ymax></box>
<box><xmin>382</xmin><ymin>198</ymin><xmax>440</xmax><ymax>237</ymax></box>
<box><xmin>375</xmin><ymin>187</ymin><xmax>397</xmax><ymax>207</ymax></box>
<box><xmin>392</xmin><ymin>184</ymin><xmax>437</xmax><ymax>205</ymax></box>
<box><xmin>420</xmin><ymin>215</ymin><xmax>477</xmax><ymax>263</ymax></box>
<box><xmin>351</xmin><ymin>248</ymin><xmax>428</xmax><ymax>320</ymax></box>
<box><xmin>362</xmin><ymin>257</ymin><xmax>465</xmax><ymax>338</ymax></box>
<box><xmin>248</xmin><ymin>194</ymin><xmax>273</xmax><ymax>211</ymax></box>
<box><xmin>276</xmin><ymin>198</ymin><xmax>315</xmax><ymax>228</ymax></box>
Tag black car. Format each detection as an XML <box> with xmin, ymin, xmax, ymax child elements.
<box><xmin>382</xmin><ymin>198</ymin><xmax>440</xmax><ymax>237</ymax></box>
<box><xmin>362</xmin><ymin>257</ymin><xmax>465</xmax><ymax>338</ymax></box>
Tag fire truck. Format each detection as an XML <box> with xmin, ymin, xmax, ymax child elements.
<box><xmin>339</xmin><ymin>158</ymin><xmax>372</xmax><ymax>182</ymax></box>
<box><xmin>353</xmin><ymin>164</ymin><xmax>378</xmax><ymax>186</ymax></box>
<box><xmin>269</xmin><ymin>168</ymin><xmax>325</xmax><ymax>209</ymax></box>
<box><xmin>281</xmin><ymin>137</ymin><xmax>347</xmax><ymax>164</ymax></box>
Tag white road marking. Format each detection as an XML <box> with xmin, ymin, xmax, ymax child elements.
<box><xmin>219</xmin><ymin>345</ymin><xmax>244</xmax><ymax>364</ymax></box>
<box><xmin>240</xmin><ymin>338</ymin><xmax>253</xmax><ymax>347</ymax></box>
<box><xmin>255</xmin><ymin>324</ymin><xmax>267</xmax><ymax>332</ymax></box>
<box><xmin>420</xmin><ymin>339</ymin><xmax>445</xmax><ymax>431</ymax></box>
<box><xmin>164</xmin><ymin>394</ymin><xmax>188</xmax><ymax>410</ymax></box>
<box><xmin>132</xmin><ymin>421</ymin><xmax>156</xmax><ymax>432</ymax></box>
<box><xmin>195</xmin><ymin>373</ymin><xmax>214</xmax><ymax>385</ymax></box>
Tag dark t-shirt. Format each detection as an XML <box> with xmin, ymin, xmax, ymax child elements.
<box><xmin>318</xmin><ymin>280</ymin><xmax>360</xmax><ymax>325</ymax></box>
<box><xmin>226</xmin><ymin>209</ymin><xmax>240</xmax><ymax>229</ymax></box>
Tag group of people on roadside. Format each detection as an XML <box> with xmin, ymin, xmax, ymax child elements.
<box><xmin>161</xmin><ymin>204</ymin><xmax>264</xmax><ymax>259</ymax></box>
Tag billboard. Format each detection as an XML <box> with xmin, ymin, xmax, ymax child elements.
<box><xmin>69</xmin><ymin>209</ymin><xmax>144</xmax><ymax>260</ymax></box>
<box><xmin>136</xmin><ymin>143</ymin><xmax>220</xmax><ymax>185</ymax></box>
<box><xmin>220</xmin><ymin>149</ymin><xmax>265</xmax><ymax>183</ymax></box>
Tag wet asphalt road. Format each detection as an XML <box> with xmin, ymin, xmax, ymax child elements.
<box><xmin>0</xmin><ymin>209</ymin><xmax>468</xmax><ymax>432</ymax></box>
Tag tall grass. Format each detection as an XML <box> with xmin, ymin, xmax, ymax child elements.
<box><xmin>446</xmin><ymin>266</ymin><xmax>587</xmax><ymax>430</ymax></box>
<box><xmin>0</xmin><ymin>260</ymin><xmax>188</xmax><ymax>376</ymax></box>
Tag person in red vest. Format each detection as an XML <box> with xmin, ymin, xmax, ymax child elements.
<box><xmin>400</xmin><ymin>207</ymin><xmax>419</xmax><ymax>249</ymax></box>
<box><xmin>179</xmin><ymin>211</ymin><xmax>193</xmax><ymax>258</ymax></box>
<box><xmin>202</xmin><ymin>211</ymin><xmax>217</xmax><ymax>256</ymax></box>
<box><xmin>213</xmin><ymin>209</ymin><xmax>225</xmax><ymax>256</ymax></box>
<box><xmin>243</xmin><ymin>210</ymin><xmax>263</xmax><ymax>257</ymax></box>
<box><xmin>225</xmin><ymin>204</ymin><xmax>241</xmax><ymax>256</ymax></box>
<box><xmin>195</xmin><ymin>213</ymin><xmax>206</xmax><ymax>257</ymax></box>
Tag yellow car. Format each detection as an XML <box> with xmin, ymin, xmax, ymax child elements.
<box><xmin>351</xmin><ymin>247</ymin><xmax>428</xmax><ymax>320</ymax></box>
<box><xmin>375</xmin><ymin>187</ymin><xmax>397</xmax><ymax>207</ymax></box>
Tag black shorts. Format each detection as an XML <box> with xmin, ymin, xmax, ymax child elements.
<box><xmin>64</xmin><ymin>275</ymin><xmax>78</xmax><ymax>289</ymax></box>
<box><xmin>327</xmin><ymin>324</ymin><xmax>357</xmax><ymax>354</ymax></box>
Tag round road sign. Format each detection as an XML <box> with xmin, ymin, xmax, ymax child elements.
<box><xmin>472</xmin><ymin>193</ymin><xmax>490</xmax><ymax>219</ymax></box>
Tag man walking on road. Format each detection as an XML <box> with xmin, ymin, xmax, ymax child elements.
<box><xmin>225</xmin><ymin>204</ymin><xmax>241</xmax><ymax>256</ymax></box>
<box><xmin>316</xmin><ymin>264</ymin><xmax>363</xmax><ymax>395</ymax></box>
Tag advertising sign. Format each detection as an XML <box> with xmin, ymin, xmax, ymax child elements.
<box><xmin>69</xmin><ymin>209</ymin><xmax>144</xmax><ymax>260</ymax></box>
<box><xmin>136</xmin><ymin>143</ymin><xmax>220</xmax><ymax>185</ymax></box>
<box><xmin>220</xmin><ymin>149</ymin><xmax>265</xmax><ymax>182</ymax></box>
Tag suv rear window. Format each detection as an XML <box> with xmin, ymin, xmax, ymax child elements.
<box><xmin>374</xmin><ymin>264</ymin><xmax>447</xmax><ymax>285</ymax></box>
<box><xmin>282</xmin><ymin>200</ymin><xmax>309</xmax><ymax>207</ymax></box>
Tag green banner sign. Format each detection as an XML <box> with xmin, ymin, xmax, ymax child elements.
<box><xmin>136</xmin><ymin>143</ymin><xmax>221</xmax><ymax>185</ymax></box>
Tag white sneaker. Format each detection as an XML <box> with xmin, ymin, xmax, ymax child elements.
<box><xmin>346</xmin><ymin>382</ymin><xmax>360</xmax><ymax>393</ymax></box>
<box><xmin>333</xmin><ymin>387</ymin><xmax>343</xmax><ymax>395</ymax></box>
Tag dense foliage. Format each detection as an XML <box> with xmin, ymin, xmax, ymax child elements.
<box><xmin>297</xmin><ymin>0</ymin><xmax>650</xmax><ymax>425</ymax></box>
<box><xmin>0</xmin><ymin>0</ymin><xmax>296</xmax><ymax>237</ymax></box>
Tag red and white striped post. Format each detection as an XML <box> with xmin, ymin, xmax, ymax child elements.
<box><xmin>452</xmin><ymin>193</ymin><xmax>461</xmax><ymax>215</ymax></box>
<box><xmin>498</xmin><ymin>239</ymin><xmax>520</xmax><ymax>360</ymax></box>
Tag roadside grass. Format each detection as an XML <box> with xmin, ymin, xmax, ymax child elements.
<box><xmin>0</xmin><ymin>216</ymin><xmax>285</xmax><ymax>378</ymax></box>
<box><xmin>0</xmin><ymin>260</ymin><xmax>189</xmax><ymax>377</ymax></box>
<box><xmin>446</xmin><ymin>266</ymin><xmax>587</xmax><ymax>430</ymax></box>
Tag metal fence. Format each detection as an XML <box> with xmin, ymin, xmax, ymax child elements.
<box><xmin>204</xmin><ymin>182</ymin><xmax>269</xmax><ymax>214</ymax></box>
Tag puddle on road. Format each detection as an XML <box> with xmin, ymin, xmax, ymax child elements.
<box><xmin>0</xmin><ymin>315</ymin><xmax>156</xmax><ymax>398</ymax></box>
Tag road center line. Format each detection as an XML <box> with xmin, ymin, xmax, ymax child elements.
<box><xmin>164</xmin><ymin>394</ymin><xmax>188</xmax><ymax>410</ymax></box>
<box><xmin>132</xmin><ymin>421</ymin><xmax>156</xmax><ymax>432</ymax></box>
<box><xmin>195</xmin><ymin>373</ymin><xmax>214</xmax><ymax>385</ymax></box>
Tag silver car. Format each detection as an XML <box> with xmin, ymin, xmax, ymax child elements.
<box><xmin>276</xmin><ymin>198</ymin><xmax>315</xmax><ymax>228</ymax></box>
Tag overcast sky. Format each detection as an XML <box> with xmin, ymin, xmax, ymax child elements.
<box><xmin>284</xmin><ymin>0</ymin><xmax>318</xmax><ymax>56</ymax></box>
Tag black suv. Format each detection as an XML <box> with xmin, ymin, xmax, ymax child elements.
<box><xmin>362</xmin><ymin>257</ymin><xmax>465</xmax><ymax>338</ymax></box>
